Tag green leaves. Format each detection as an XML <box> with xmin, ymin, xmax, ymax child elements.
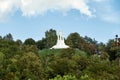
<box><xmin>3</xmin><ymin>33</ymin><xmax>13</xmax><ymax>41</ymax></box>
<box><xmin>0</xmin><ymin>31</ymin><xmax>120</xmax><ymax>80</ymax></box>
<box><xmin>45</xmin><ymin>29</ymin><xmax>57</xmax><ymax>48</ymax></box>
<box><xmin>17</xmin><ymin>52</ymin><xmax>44</xmax><ymax>80</ymax></box>
<box><xmin>24</xmin><ymin>38</ymin><xmax>36</xmax><ymax>45</ymax></box>
<box><xmin>49</xmin><ymin>75</ymin><xmax>77</xmax><ymax>80</ymax></box>
<box><xmin>0</xmin><ymin>52</ymin><xmax>4</xmax><ymax>63</ymax></box>
<box><xmin>66</xmin><ymin>32</ymin><xmax>83</xmax><ymax>49</ymax></box>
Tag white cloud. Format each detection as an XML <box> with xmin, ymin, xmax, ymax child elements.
<box><xmin>1</xmin><ymin>0</ymin><xmax>119</xmax><ymax>24</ymax></box>
<box><xmin>0</xmin><ymin>0</ymin><xmax>20</xmax><ymax>21</ymax></box>
<box><xmin>0</xmin><ymin>0</ymin><xmax>93</xmax><ymax>20</ymax></box>
<box><xmin>20</xmin><ymin>0</ymin><xmax>93</xmax><ymax>17</ymax></box>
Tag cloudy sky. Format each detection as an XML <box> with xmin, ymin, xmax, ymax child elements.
<box><xmin>0</xmin><ymin>0</ymin><xmax>120</xmax><ymax>43</ymax></box>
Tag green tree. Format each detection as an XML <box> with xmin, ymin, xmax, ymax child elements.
<box><xmin>17</xmin><ymin>52</ymin><xmax>44</xmax><ymax>80</ymax></box>
<box><xmin>97</xmin><ymin>42</ymin><xmax>106</xmax><ymax>53</ymax></box>
<box><xmin>106</xmin><ymin>39</ymin><xmax>117</xmax><ymax>60</ymax></box>
<box><xmin>85</xmin><ymin>43</ymin><xmax>96</xmax><ymax>55</ymax></box>
<box><xmin>100</xmin><ymin>52</ymin><xmax>109</xmax><ymax>60</ymax></box>
<box><xmin>3</xmin><ymin>33</ymin><xmax>13</xmax><ymax>41</ymax></box>
<box><xmin>80</xmin><ymin>74</ymin><xmax>95</xmax><ymax>80</ymax></box>
<box><xmin>24</xmin><ymin>38</ymin><xmax>35</xmax><ymax>45</ymax></box>
<box><xmin>36</xmin><ymin>38</ymin><xmax>46</xmax><ymax>50</ymax></box>
<box><xmin>71</xmin><ymin>53</ymin><xmax>88</xmax><ymax>78</ymax></box>
<box><xmin>0</xmin><ymin>39</ymin><xmax>20</xmax><ymax>59</ymax></box>
<box><xmin>84</xmin><ymin>36</ymin><xmax>97</xmax><ymax>44</ymax></box>
<box><xmin>0</xmin><ymin>52</ymin><xmax>4</xmax><ymax>63</ymax></box>
<box><xmin>45</xmin><ymin>29</ymin><xmax>57</xmax><ymax>48</ymax></box>
<box><xmin>0</xmin><ymin>36</ymin><xmax>2</xmax><ymax>39</ymax></box>
<box><xmin>49</xmin><ymin>75</ymin><xmax>77</xmax><ymax>80</ymax></box>
<box><xmin>66</xmin><ymin>32</ymin><xmax>84</xmax><ymax>50</ymax></box>
<box><xmin>16</xmin><ymin>39</ymin><xmax>23</xmax><ymax>50</ymax></box>
<box><xmin>83</xmin><ymin>36</ymin><xmax>97</xmax><ymax>55</ymax></box>
<box><xmin>16</xmin><ymin>39</ymin><xmax>22</xmax><ymax>46</ymax></box>
<box><xmin>21</xmin><ymin>45</ymin><xmax>38</xmax><ymax>54</ymax></box>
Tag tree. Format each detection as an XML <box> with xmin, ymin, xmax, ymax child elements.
<box><xmin>3</xmin><ymin>33</ymin><xmax>13</xmax><ymax>41</ymax></box>
<box><xmin>97</xmin><ymin>42</ymin><xmax>106</xmax><ymax>51</ymax></box>
<box><xmin>0</xmin><ymin>39</ymin><xmax>20</xmax><ymax>59</ymax></box>
<box><xmin>16</xmin><ymin>39</ymin><xmax>22</xmax><ymax>45</ymax></box>
<box><xmin>83</xmin><ymin>36</ymin><xmax>98</xmax><ymax>55</ymax></box>
<box><xmin>115</xmin><ymin>36</ymin><xmax>120</xmax><ymax>67</ymax></box>
<box><xmin>17</xmin><ymin>52</ymin><xmax>44</xmax><ymax>80</ymax></box>
<box><xmin>49</xmin><ymin>75</ymin><xmax>77</xmax><ymax>80</ymax></box>
<box><xmin>22</xmin><ymin>45</ymin><xmax>38</xmax><ymax>54</ymax></box>
<box><xmin>86</xmin><ymin>43</ymin><xmax>96</xmax><ymax>55</ymax></box>
<box><xmin>80</xmin><ymin>74</ymin><xmax>95</xmax><ymax>80</ymax></box>
<box><xmin>66</xmin><ymin>32</ymin><xmax>85</xmax><ymax>50</ymax></box>
<box><xmin>16</xmin><ymin>39</ymin><xmax>23</xmax><ymax>50</ymax></box>
<box><xmin>0</xmin><ymin>52</ymin><xmax>4</xmax><ymax>64</ymax></box>
<box><xmin>0</xmin><ymin>36</ymin><xmax>2</xmax><ymax>39</ymax></box>
<box><xmin>45</xmin><ymin>29</ymin><xmax>57</xmax><ymax>48</ymax></box>
<box><xmin>36</xmin><ymin>38</ymin><xmax>46</xmax><ymax>50</ymax></box>
<box><xmin>84</xmin><ymin>36</ymin><xmax>97</xmax><ymax>44</ymax></box>
<box><xmin>106</xmin><ymin>39</ymin><xmax>117</xmax><ymax>60</ymax></box>
<box><xmin>118</xmin><ymin>38</ymin><xmax>120</xmax><ymax>46</ymax></box>
<box><xmin>24</xmin><ymin>38</ymin><xmax>35</xmax><ymax>45</ymax></box>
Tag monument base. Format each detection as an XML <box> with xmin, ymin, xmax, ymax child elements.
<box><xmin>51</xmin><ymin>31</ymin><xmax>69</xmax><ymax>49</ymax></box>
<box><xmin>51</xmin><ymin>44</ymin><xmax>69</xmax><ymax>49</ymax></box>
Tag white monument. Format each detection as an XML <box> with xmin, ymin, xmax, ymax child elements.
<box><xmin>51</xmin><ymin>31</ymin><xmax>69</xmax><ymax>49</ymax></box>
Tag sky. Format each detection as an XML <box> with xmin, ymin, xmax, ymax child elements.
<box><xmin>0</xmin><ymin>0</ymin><xmax>120</xmax><ymax>43</ymax></box>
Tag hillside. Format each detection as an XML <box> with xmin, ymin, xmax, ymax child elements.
<box><xmin>38</xmin><ymin>48</ymin><xmax>87</xmax><ymax>56</ymax></box>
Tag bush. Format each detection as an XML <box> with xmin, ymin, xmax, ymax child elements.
<box><xmin>49</xmin><ymin>75</ymin><xmax>77</xmax><ymax>80</ymax></box>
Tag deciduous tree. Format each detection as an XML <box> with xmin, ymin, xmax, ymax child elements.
<box><xmin>24</xmin><ymin>38</ymin><xmax>35</xmax><ymax>45</ymax></box>
<box><xmin>45</xmin><ymin>29</ymin><xmax>57</xmax><ymax>48</ymax></box>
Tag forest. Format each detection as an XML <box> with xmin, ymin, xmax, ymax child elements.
<box><xmin>0</xmin><ymin>29</ymin><xmax>120</xmax><ymax>80</ymax></box>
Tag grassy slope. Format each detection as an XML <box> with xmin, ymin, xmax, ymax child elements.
<box><xmin>38</xmin><ymin>48</ymin><xmax>87</xmax><ymax>56</ymax></box>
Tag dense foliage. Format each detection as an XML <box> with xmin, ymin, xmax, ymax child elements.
<box><xmin>0</xmin><ymin>29</ymin><xmax>120</xmax><ymax>80</ymax></box>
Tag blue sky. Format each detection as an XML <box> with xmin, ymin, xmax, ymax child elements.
<box><xmin>0</xmin><ymin>0</ymin><xmax>120</xmax><ymax>43</ymax></box>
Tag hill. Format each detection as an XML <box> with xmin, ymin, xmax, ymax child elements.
<box><xmin>38</xmin><ymin>48</ymin><xmax>87</xmax><ymax>56</ymax></box>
